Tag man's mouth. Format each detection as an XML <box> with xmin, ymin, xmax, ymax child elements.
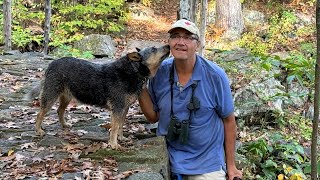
<box><xmin>175</xmin><ymin>48</ymin><xmax>187</xmax><ymax>51</ymax></box>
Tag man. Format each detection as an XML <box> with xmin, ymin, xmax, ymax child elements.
<box><xmin>138</xmin><ymin>19</ymin><xmax>242</xmax><ymax>180</ymax></box>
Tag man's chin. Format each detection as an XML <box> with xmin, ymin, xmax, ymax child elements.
<box><xmin>172</xmin><ymin>53</ymin><xmax>188</xmax><ymax>60</ymax></box>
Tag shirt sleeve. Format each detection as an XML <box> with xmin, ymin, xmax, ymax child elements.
<box><xmin>213</xmin><ymin>70</ymin><xmax>234</xmax><ymax>119</ymax></box>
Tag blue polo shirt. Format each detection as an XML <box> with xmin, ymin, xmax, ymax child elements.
<box><xmin>148</xmin><ymin>55</ymin><xmax>234</xmax><ymax>175</ymax></box>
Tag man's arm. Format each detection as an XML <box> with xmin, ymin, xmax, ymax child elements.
<box><xmin>138</xmin><ymin>87</ymin><xmax>159</xmax><ymax>123</ymax></box>
<box><xmin>223</xmin><ymin>113</ymin><xmax>242</xmax><ymax>180</ymax></box>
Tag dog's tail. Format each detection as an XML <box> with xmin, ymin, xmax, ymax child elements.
<box><xmin>23</xmin><ymin>81</ymin><xmax>42</xmax><ymax>101</ymax></box>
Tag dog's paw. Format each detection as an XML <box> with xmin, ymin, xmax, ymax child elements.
<box><xmin>61</xmin><ymin>122</ymin><xmax>72</xmax><ymax>128</ymax></box>
<box><xmin>108</xmin><ymin>142</ymin><xmax>122</xmax><ymax>150</ymax></box>
<box><xmin>36</xmin><ymin>129</ymin><xmax>45</xmax><ymax>137</ymax></box>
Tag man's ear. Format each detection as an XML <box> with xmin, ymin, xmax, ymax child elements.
<box><xmin>196</xmin><ymin>41</ymin><xmax>202</xmax><ymax>52</ymax></box>
<box><xmin>136</xmin><ymin>47</ymin><xmax>141</xmax><ymax>52</ymax></box>
<box><xmin>127</xmin><ymin>52</ymin><xmax>142</xmax><ymax>62</ymax></box>
<box><xmin>197</xmin><ymin>40</ymin><xmax>201</xmax><ymax>48</ymax></box>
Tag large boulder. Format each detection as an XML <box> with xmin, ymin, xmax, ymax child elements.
<box><xmin>211</xmin><ymin>49</ymin><xmax>287</xmax><ymax>125</ymax></box>
<box><xmin>242</xmin><ymin>9</ymin><xmax>266</xmax><ymax>28</ymax></box>
<box><xmin>233</xmin><ymin>75</ymin><xmax>285</xmax><ymax>119</ymax></box>
<box><xmin>73</xmin><ymin>34</ymin><xmax>117</xmax><ymax>58</ymax></box>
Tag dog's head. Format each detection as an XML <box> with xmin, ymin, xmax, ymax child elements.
<box><xmin>126</xmin><ymin>45</ymin><xmax>170</xmax><ymax>77</ymax></box>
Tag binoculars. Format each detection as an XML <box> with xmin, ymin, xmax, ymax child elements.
<box><xmin>167</xmin><ymin>116</ymin><xmax>189</xmax><ymax>144</ymax></box>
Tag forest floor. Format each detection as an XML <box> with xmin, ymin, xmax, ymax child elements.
<box><xmin>125</xmin><ymin>0</ymin><xmax>178</xmax><ymax>42</ymax></box>
<box><xmin>0</xmin><ymin>1</ymin><xmax>181</xmax><ymax>179</ymax></box>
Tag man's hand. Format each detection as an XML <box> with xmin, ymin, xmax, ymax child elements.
<box><xmin>227</xmin><ymin>165</ymin><xmax>242</xmax><ymax>180</ymax></box>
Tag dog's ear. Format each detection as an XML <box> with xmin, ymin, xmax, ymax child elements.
<box><xmin>127</xmin><ymin>52</ymin><xmax>142</xmax><ymax>62</ymax></box>
<box><xmin>136</xmin><ymin>48</ymin><xmax>141</xmax><ymax>52</ymax></box>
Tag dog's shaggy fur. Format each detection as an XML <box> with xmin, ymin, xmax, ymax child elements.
<box><xmin>25</xmin><ymin>45</ymin><xmax>170</xmax><ymax>149</ymax></box>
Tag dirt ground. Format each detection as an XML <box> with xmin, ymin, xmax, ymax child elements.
<box><xmin>125</xmin><ymin>0</ymin><xmax>178</xmax><ymax>42</ymax></box>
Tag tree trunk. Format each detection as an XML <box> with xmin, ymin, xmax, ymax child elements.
<box><xmin>3</xmin><ymin>0</ymin><xmax>12</xmax><ymax>51</ymax></box>
<box><xmin>215</xmin><ymin>0</ymin><xmax>244</xmax><ymax>40</ymax></box>
<box><xmin>43</xmin><ymin>0</ymin><xmax>51</xmax><ymax>55</ymax></box>
<box><xmin>193</xmin><ymin>0</ymin><xmax>199</xmax><ymax>24</ymax></box>
<box><xmin>199</xmin><ymin>0</ymin><xmax>207</xmax><ymax>56</ymax></box>
<box><xmin>179</xmin><ymin>0</ymin><xmax>193</xmax><ymax>21</ymax></box>
<box><xmin>311</xmin><ymin>1</ymin><xmax>320</xmax><ymax>179</ymax></box>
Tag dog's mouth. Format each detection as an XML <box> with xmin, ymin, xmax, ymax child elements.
<box><xmin>161</xmin><ymin>51</ymin><xmax>170</xmax><ymax>61</ymax></box>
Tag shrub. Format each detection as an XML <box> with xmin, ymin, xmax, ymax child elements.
<box><xmin>237</xmin><ymin>10</ymin><xmax>298</xmax><ymax>56</ymax></box>
<box><xmin>2</xmin><ymin>0</ymin><xmax>128</xmax><ymax>51</ymax></box>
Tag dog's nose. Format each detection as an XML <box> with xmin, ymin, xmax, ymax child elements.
<box><xmin>163</xmin><ymin>45</ymin><xmax>170</xmax><ymax>52</ymax></box>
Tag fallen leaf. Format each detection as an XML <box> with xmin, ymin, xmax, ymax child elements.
<box><xmin>83</xmin><ymin>143</ymin><xmax>102</xmax><ymax>155</ymax></box>
<box><xmin>32</xmin><ymin>157</ymin><xmax>43</xmax><ymax>163</ymax></box>
<box><xmin>0</xmin><ymin>153</ymin><xmax>16</xmax><ymax>161</ymax></box>
<box><xmin>99</xmin><ymin>123</ymin><xmax>112</xmax><ymax>129</ymax></box>
<box><xmin>104</xmin><ymin>158</ymin><xmax>117</xmax><ymax>167</ymax></box>
<box><xmin>44</xmin><ymin>154</ymin><xmax>55</xmax><ymax>160</ymax></box>
<box><xmin>64</xmin><ymin>143</ymin><xmax>85</xmax><ymax>151</ymax></box>
<box><xmin>20</xmin><ymin>142</ymin><xmax>37</xmax><ymax>150</ymax></box>
<box><xmin>69</xmin><ymin>152</ymin><xmax>81</xmax><ymax>160</ymax></box>
<box><xmin>81</xmin><ymin>161</ymin><xmax>94</xmax><ymax>170</ymax></box>
<box><xmin>5</xmin><ymin>122</ymin><xmax>21</xmax><ymax>129</ymax></box>
<box><xmin>76</xmin><ymin>129</ymin><xmax>88</xmax><ymax>136</ymax></box>
<box><xmin>8</xmin><ymin>149</ymin><xmax>14</xmax><ymax>156</ymax></box>
<box><xmin>15</xmin><ymin>153</ymin><xmax>26</xmax><ymax>161</ymax></box>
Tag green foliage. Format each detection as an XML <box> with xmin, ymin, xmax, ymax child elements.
<box><xmin>283</xmin><ymin>53</ymin><xmax>315</xmax><ymax>87</ymax></box>
<box><xmin>296</xmin><ymin>25</ymin><xmax>315</xmax><ymax>37</ymax></box>
<box><xmin>239</xmin><ymin>133</ymin><xmax>309</xmax><ymax>179</ymax></box>
<box><xmin>49</xmin><ymin>0</ymin><xmax>127</xmax><ymax>48</ymax></box>
<box><xmin>298</xmin><ymin>41</ymin><xmax>316</xmax><ymax>56</ymax></box>
<box><xmin>4</xmin><ymin>0</ymin><xmax>128</xmax><ymax>50</ymax></box>
<box><xmin>11</xmin><ymin>26</ymin><xmax>43</xmax><ymax>48</ymax></box>
<box><xmin>260</xmin><ymin>51</ymin><xmax>315</xmax><ymax>88</ymax></box>
<box><xmin>52</xmin><ymin>45</ymin><xmax>94</xmax><ymax>59</ymax></box>
<box><xmin>52</xmin><ymin>0</ymin><xmax>127</xmax><ymax>33</ymax></box>
<box><xmin>237</xmin><ymin>10</ymin><xmax>300</xmax><ymax>56</ymax></box>
<box><xmin>268</xmin><ymin>10</ymin><xmax>297</xmax><ymax>45</ymax></box>
<box><xmin>141</xmin><ymin>0</ymin><xmax>151</xmax><ymax>7</ymax></box>
<box><xmin>303</xmin><ymin>161</ymin><xmax>320</xmax><ymax>175</ymax></box>
<box><xmin>237</xmin><ymin>32</ymin><xmax>270</xmax><ymax>55</ymax></box>
<box><xmin>286</xmin><ymin>114</ymin><xmax>312</xmax><ymax>141</ymax></box>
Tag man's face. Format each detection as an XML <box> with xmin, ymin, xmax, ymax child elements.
<box><xmin>168</xmin><ymin>28</ymin><xmax>199</xmax><ymax>61</ymax></box>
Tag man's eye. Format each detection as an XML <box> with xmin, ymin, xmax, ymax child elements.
<box><xmin>169</xmin><ymin>34</ymin><xmax>198</xmax><ymax>42</ymax></box>
<box><xmin>170</xmin><ymin>35</ymin><xmax>179</xmax><ymax>39</ymax></box>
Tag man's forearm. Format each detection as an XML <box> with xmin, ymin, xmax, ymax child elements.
<box><xmin>223</xmin><ymin>113</ymin><xmax>237</xmax><ymax>169</ymax></box>
<box><xmin>138</xmin><ymin>88</ymin><xmax>158</xmax><ymax>123</ymax></box>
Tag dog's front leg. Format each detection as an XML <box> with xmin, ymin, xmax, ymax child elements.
<box><xmin>109</xmin><ymin>113</ymin><xmax>121</xmax><ymax>149</ymax></box>
<box><xmin>117</xmin><ymin>106</ymin><xmax>129</xmax><ymax>141</ymax></box>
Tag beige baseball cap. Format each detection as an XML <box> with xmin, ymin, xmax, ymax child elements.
<box><xmin>168</xmin><ymin>19</ymin><xmax>200</xmax><ymax>38</ymax></box>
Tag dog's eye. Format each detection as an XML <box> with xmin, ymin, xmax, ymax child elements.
<box><xmin>152</xmin><ymin>47</ymin><xmax>156</xmax><ymax>52</ymax></box>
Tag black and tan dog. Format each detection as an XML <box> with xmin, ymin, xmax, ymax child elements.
<box><xmin>25</xmin><ymin>45</ymin><xmax>170</xmax><ymax>149</ymax></box>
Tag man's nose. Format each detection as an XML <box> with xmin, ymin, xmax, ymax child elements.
<box><xmin>176</xmin><ymin>37</ymin><xmax>186</xmax><ymax>44</ymax></box>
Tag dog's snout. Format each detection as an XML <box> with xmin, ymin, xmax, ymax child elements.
<box><xmin>164</xmin><ymin>45</ymin><xmax>170</xmax><ymax>51</ymax></box>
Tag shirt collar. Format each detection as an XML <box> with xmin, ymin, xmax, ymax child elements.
<box><xmin>191</xmin><ymin>55</ymin><xmax>202</xmax><ymax>81</ymax></box>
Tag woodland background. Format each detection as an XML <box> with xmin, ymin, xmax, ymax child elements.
<box><xmin>0</xmin><ymin>0</ymin><xmax>319</xmax><ymax>179</ymax></box>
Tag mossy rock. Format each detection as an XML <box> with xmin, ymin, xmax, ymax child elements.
<box><xmin>81</xmin><ymin>136</ymin><xmax>169</xmax><ymax>179</ymax></box>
